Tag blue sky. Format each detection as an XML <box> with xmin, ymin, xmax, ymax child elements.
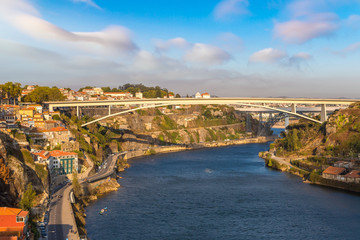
<box><xmin>1</xmin><ymin>0</ymin><xmax>360</xmax><ymax>97</ymax></box>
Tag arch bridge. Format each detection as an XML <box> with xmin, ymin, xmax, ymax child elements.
<box><xmin>45</xmin><ymin>98</ymin><xmax>359</xmax><ymax>127</ymax></box>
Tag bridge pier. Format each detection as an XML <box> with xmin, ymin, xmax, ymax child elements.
<box><xmin>246</xmin><ymin>114</ymin><xmax>252</xmax><ymax>132</ymax></box>
<box><xmin>108</xmin><ymin>105</ymin><xmax>111</xmax><ymax>115</ymax></box>
<box><xmin>285</xmin><ymin>115</ymin><xmax>289</xmax><ymax>129</ymax></box>
<box><xmin>291</xmin><ymin>104</ymin><xmax>296</xmax><ymax>114</ymax></box>
<box><xmin>257</xmin><ymin>113</ymin><xmax>263</xmax><ymax>136</ymax></box>
<box><xmin>321</xmin><ymin>104</ymin><xmax>327</xmax><ymax>122</ymax></box>
<box><xmin>76</xmin><ymin>106</ymin><xmax>79</xmax><ymax>117</ymax></box>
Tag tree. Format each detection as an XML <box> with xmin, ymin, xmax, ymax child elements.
<box><xmin>175</xmin><ymin>94</ymin><xmax>181</xmax><ymax>98</ymax></box>
<box><xmin>155</xmin><ymin>87</ymin><xmax>162</xmax><ymax>98</ymax></box>
<box><xmin>23</xmin><ymin>87</ymin><xmax>65</xmax><ymax>103</ymax></box>
<box><xmin>101</xmin><ymin>87</ymin><xmax>111</xmax><ymax>92</ymax></box>
<box><xmin>0</xmin><ymin>82</ymin><xmax>22</xmax><ymax>103</ymax></box>
<box><xmin>78</xmin><ymin>86</ymin><xmax>93</xmax><ymax>92</ymax></box>
<box><xmin>20</xmin><ymin>183</ymin><xmax>36</xmax><ymax>211</ymax></box>
<box><xmin>52</xmin><ymin>115</ymin><xmax>60</xmax><ymax>120</ymax></box>
<box><xmin>72</xmin><ymin>172</ymin><xmax>83</xmax><ymax>199</ymax></box>
<box><xmin>0</xmin><ymin>158</ymin><xmax>10</xmax><ymax>187</ymax></box>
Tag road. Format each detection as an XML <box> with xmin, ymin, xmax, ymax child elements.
<box><xmin>48</xmin><ymin>152</ymin><xmax>121</xmax><ymax>240</ymax></box>
<box><xmin>48</xmin><ymin>184</ymin><xmax>79</xmax><ymax>240</ymax></box>
<box><xmin>85</xmin><ymin>153</ymin><xmax>121</xmax><ymax>183</ymax></box>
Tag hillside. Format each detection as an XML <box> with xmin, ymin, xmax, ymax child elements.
<box><xmin>263</xmin><ymin>103</ymin><xmax>360</xmax><ymax>192</ymax></box>
<box><xmin>63</xmin><ymin>105</ymin><xmax>271</xmax><ymax>166</ymax></box>
<box><xmin>274</xmin><ymin>103</ymin><xmax>360</xmax><ymax>159</ymax></box>
<box><xmin>0</xmin><ymin>132</ymin><xmax>48</xmax><ymax>206</ymax></box>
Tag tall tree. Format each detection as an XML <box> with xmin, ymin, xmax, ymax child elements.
<box><xmin>23</xmin><ymin>86</ymin><xmax>65</xmax><ymax>103</ymax></box>
<box><xmin>20</xmin><ymin>183</ymin><xmax>36</xmax><ymax>211</ymax></box>
<box><xmin>72</xmin><ymin>172</ymin><xmax>83</xmax><ymax>199</ymax></box>
<box><xmin>0</xmin><ymin>82</ymin><xmax>22</xmax><ymax>103</ymax></box>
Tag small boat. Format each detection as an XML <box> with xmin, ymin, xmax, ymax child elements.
<box><xmin>99</xmin><ymin>207</ymin><xmax>108</xmax><ymax>215</ymax></box>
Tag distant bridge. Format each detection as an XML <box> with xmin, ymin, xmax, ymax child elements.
<box><xmin>44</xmin><ymin>98</ymin><xmax>359</xmax><ymax>127</ymax></box>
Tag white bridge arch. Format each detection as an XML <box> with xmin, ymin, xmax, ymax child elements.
<box><xmin>44</xmin><ymin>97</ymin><xmax>358</xmax><ymax>127</ymax></box>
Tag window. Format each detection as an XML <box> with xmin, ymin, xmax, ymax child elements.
<box><xmin>16</xmin><ymin>216</ymin><xmax>24</xmax><ymax>222</ymax></box>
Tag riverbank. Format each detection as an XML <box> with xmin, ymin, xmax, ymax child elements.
<box><xmin>85</xmin><ymin>139</ymin><xmax>360</xmax><ymax>240</ymax></box>
<box><xmin>259</xmin><ymin>151</ymin><xmax>360</xmax><ymax>193</ymax></box>
<box><xmin>74</xmin><ymin>135</ymin><xmax>278</xmax><ymax>237</ymax></box>
<box><xmin>123</xmin><ymin>135</ymin><xmax>278</xmax><ymax>160</ymax></box>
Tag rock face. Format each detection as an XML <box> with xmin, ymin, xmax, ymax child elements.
<box><xmin>0</xmin><ymin>132</ymin><xmax>45</xmax><ymax>207</ymax></box>
<box><xmin>274</xmin><ymin>103</ymin><xmax>360</xmax><ymax>158</ymax></box>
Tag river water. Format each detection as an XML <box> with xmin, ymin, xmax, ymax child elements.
<box><xmin>86</xmin><ymin>139</ymin><xmax>360</xmax><ymax>240</ymax></box>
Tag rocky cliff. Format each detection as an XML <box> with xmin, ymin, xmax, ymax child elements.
<box><xmin>274</xmin><ymin>103</ymin><xmax>360</xmax><ymax>160</ymax></box>
<box><xmin>65</xmin><ymin>105</ymin><xmax>271</xmax><ymax>166</ymax></box>
<box><xmin>0</xmin><ymin>132</ymin><xmax>47</xmax><ymax>207</ymax></box>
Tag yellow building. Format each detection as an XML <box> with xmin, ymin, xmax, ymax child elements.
<box><xmin>19</xmin><ymin>107</ymin><xmax>35</xmax><ymax>119</ymax></box>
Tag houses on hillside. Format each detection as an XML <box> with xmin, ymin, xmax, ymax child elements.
<box><xmin>322</xmin><ymin>165</ymin><xmax>360</xmax><ymax>184</ymax></box>
<box><xmin>32</xmin><ymin>149</ymin><xmax>79</xmax><ymax>175</ymax></box>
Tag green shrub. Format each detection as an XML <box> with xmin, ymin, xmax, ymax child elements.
<box><xmin>21</xmin><ymin>150</ymin><xmax>34</xmax><ymax>165</ymax></box>
<box><xmin>35</xmin><ymin>164</ymin><xmax>48</xmax><ymax>184</ymax></box>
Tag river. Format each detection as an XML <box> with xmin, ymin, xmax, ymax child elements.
<box><xmin>86</xmin><ymin>138</ymin><xmax>360</xmax><ymax>240</ymax></box>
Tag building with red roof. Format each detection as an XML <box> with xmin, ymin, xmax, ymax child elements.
<box><xmin>0</xmin><ymin>207</ymin><xmax>29</xmax><ymax>240</ymax></box>
<box><xmin>322</xmin><ymin>166</ymin><xmax>346</xmax><ymax>181</ymax></box>
<box><xmin>48</xmin><ymin>150</ymin><xmax>78</xmax><ymax>175</ymax></box>
<box><xmin>345</xmin><ymin>170</ymin><xmax>360</xmax><ymax>184</ymax></box>
<box><xmin>32</xmin><ymin>150</ymin><xmax>51</xmax><ymax>163</ymax></box>
<box><xmin>201</xmin><ymin>92</ymin><xmax>211</xmax><ymax>98</ymax></box>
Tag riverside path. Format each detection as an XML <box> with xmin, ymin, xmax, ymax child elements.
<box><xmin>48</xmin><ymin>153</ymin><xmax>120</xmax><ymax>239</ymax></box>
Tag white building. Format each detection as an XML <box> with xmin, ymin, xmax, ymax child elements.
<box><xmin>48</xmin><ymin>150</ymin><xmax>78</xmax><ymax>174</ymax></box>
<box><xmin>195</xmin><ymin>92</ymin><xmax>202</xmax><ymax>98</ymax></box>
<box><xmin>135</xmin><ymin>92</ymin><xmax>143</xmax><ymax>99</ymax></box>
<box><xmin>201</xmin><ymin>93</ymin><xmax>210</xmax><ymax>98</ymax></box>
<box><xmin>104</xmin><ymin>92</ymin><xmax>133</xmax><ymax>98</ymax></box>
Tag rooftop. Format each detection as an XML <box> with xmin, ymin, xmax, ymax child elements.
<box><xmin>345</xmin><ymin>170</ymin><xmax>360</xmax><ymax>178</ymax></box>
<box><xmin>323</xmin><ymin>166</ymin><xmax>346</xmax><ymax>175</ymax></box>
<box><xmin>50</xmin><ymin>150</ymin><xmax>77</xmax><ymax>157</ymax></box>
<box><xmin>0</xmin><ymin>207</ymin><xmax>28</xmax><ymax>217</ymax></box>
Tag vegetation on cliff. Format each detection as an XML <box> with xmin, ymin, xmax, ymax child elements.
<box><xmin>265</xmin><ymin>103</ymin><xmax>360</xmax><ymax>191</ymax></box>
<box><xmin>61</xmin><ymin>104</ymin><xmax>268</xmax><ymax>169</ymax></box>
<box><xmin>0</xmin><ymin>132</ymin><xmax>47</xmax><ymax>206</ymax></box>
<box><xmin>274</xmin><ymin>103</ymin><xmax>360</xmax><ymax>158</ymax></box>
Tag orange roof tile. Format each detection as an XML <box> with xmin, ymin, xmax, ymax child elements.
<box><xmin>50</xmin><ymin>150</ymin><xmax>77</xmax><ymax>157</ymax></box>
<box><xmin>345</xmin><ymin>170</ymin><xmax>360</xmax><ymax>178</ymax></box>
<box><xmin>33</xmin><ymin>151</ymin><xmax>50</xmax><ymax>159</ymax></box>
<box><xmin>20</xmin><ymin>107</ymin><xmax>35</xmax><ymax>111</ymax></box>
<box><xmin>0</xmin><ymin>207</ymin><xmax>28</xmax><ymax>217</ymax></box>
<box><xmin>323</xmin><ymin>166</ymin><xmax>346</xmax><ymax>175</ymax></box>
<box><xmin>49</xmin><ymin>126</ymin><xmax>68</xmax><ymax>132</ymax></box>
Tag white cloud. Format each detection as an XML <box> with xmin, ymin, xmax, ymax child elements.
<box><xmin>249</xmin><ymin>48</ymin><xmax>312</xmax><ymax>68</ymax></box>
<box><xmin>184</xmin><ymin>43</ymin><xmax>231</xmax><ymax>65</ymax></box>
<box><xmin>274</xmin><ymin>13</ymin><xmax>339</xmax><ymax>44</ymax></box>
<box><xmin>71</xmin><ymin>0</ymin><xmax>101</xmax><ymax>9</ymax></box>
<box><xmin>286</xmin><ymin>0</ymin><xmax>324</xmax><ymax>18</ymax></box>
<box><xmin>333</xmin><ymin>42</ymin><xmax>360</xmax><ymax>56</ymax></box>
<box><xmin>345</xmin><ymin>14</ymin><xmax>360</xmax><ymax>29</ymax></box>
<box><xmin>0</xmin><ymin>0</ymin><xmax>39</xmax><ymax>16</ymax></box>
<box><xmin>155</xmin><ymin>37</ymin><xmax>190</xmax><ymax>52</ymax></box>
<box><xmin>274</xmin><ymin>0</ymin><xmax>340</xmax><ymax>44</ymax></box>
<box><xmin>213</xmin><ymin>0</ymin><xmax>249</xmax><ymax>20</ymax></box>
<box><xmin>216</xmin><ymin>32</ymin><xmax>243</xmax><ymax>52</ymax></box>
<box><xmin>287</xmin><ymin>52</ymin><xmax>312</xmax><ymax>68</ymax></box>
<box><xmin>0</xmin><ymin>0</ymin><xmax>136</xmax><ymax>54</ymax></box>
<box><xmin>154</xmin><ymin>37</ymin><xmax>232</xmax><ymax>66</ymax></box>
<box><xmin>249</xmin><ymin>48</ymin><xmax>287</xmax><ymax>63</ymax></box>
